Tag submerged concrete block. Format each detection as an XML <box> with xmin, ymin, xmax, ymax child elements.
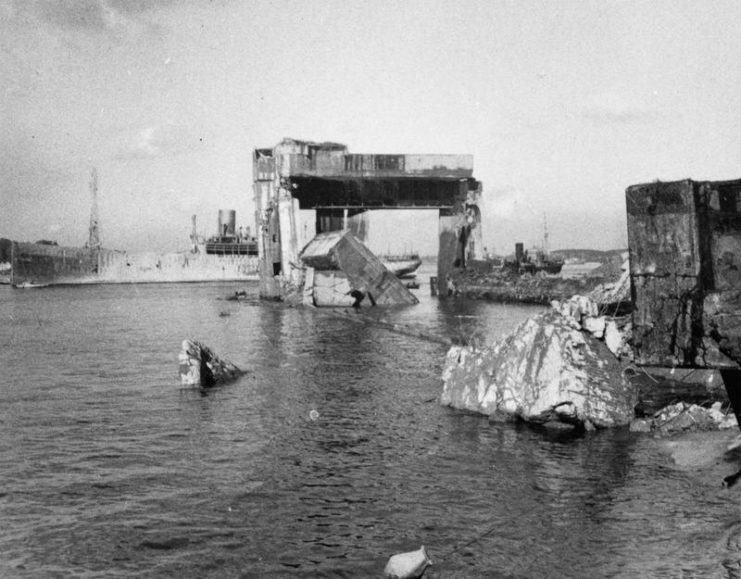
<box><xmin>178</xmin><ymin>339</ymin><xmax>244</xmax><ymax>387</ymax></box>
<box><xmin>300</xmin><ymin>230</ymin><xmax>418</xmax><ymax>306</ymax></box>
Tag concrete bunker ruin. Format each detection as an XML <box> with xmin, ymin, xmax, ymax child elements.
<box><xmin>626</xmin><ymin>178</ymin><xmax>741</xmax><ymax>424</ymax></box>
<box><xmin>253</xmin><ymin>138</ymin><xmax>483</xmax><ymax>302</ymax></box>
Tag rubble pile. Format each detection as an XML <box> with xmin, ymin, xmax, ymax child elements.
<box><xmin>455</xmin><ymin>268</ymin><xmax>600</xmax><ymax>305</ymax></box>
<box><xmin>631</xmin><ymin>401</ymin><xmax>737</xmax><ymax>433</ymax></box>
<box><xmin>441</xmin><ymin>293</ymin><xmax>737</xmax><ymax>433</ymax></box>
<box><xmin>441</xmin><ymin>308</ymin><xmax>636</xmax><ymax>429</ymax></box>
<box><xmin>550</xmin><ymin>294</ymin><xmax>632</xmax><ymax>360</ymax></box>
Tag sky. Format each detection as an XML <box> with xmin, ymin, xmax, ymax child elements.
<box><xmin>2</xmin><ymin>0</ymin><xmax>741</xmax><ymax>255</ymax></box>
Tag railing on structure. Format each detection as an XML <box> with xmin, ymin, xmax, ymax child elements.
<box><xmin>279</xmin><ymin>153</ymin><xmax>473</xmax><ymax>179</ymax></box>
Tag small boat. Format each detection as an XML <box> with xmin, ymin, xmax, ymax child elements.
<box><xmin>12</xmin><ymin>280</ymin><xmax>49</xmax><ymax>289</ymax></box>
<box><xmin>381</xmin><ymin>253</ymin><xmax>422</xmax><ymax>278</ymax></box>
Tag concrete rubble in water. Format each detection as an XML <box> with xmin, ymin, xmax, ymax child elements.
<box><xmin>441</xmin><ymin>307</ymin><xmax>635</xmax><ymax>429</ymax></box>
<box><xmin>178</xmin><ymin>339</ymin><xmax>244</xmax><ymax>387</ymax></box>
<box><xmin>631</xmin><ymin>401</ymin><xmax>737</xmax><ymax>433</ymax></box>
<box><xmin>441</xmin><ymin>294</ymin><xmax>738</xmax><ymax>432</ymax></box>
<box><xmin>299</xmin><ymin>230</ymin><xmax>418</xmax><ymax>307</ymax></box>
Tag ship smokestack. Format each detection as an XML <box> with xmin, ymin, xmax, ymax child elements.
<box><xmin>218</xmin><ymin>209</ymin><xmax>236</xmax><ymax>238</ymax></box>
<box><xmin>515</xmin><ymin>242</ymin><xmax>524</xmax><ymax>263</ymax></box>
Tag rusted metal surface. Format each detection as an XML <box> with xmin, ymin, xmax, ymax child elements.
<box><xmin>627</xmin><ymin>178</ymin><xmax>741</xmax><ymax>368</ymax></box>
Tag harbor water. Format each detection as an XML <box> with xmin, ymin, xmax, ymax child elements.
<box><xmin>2</xmin><ymin>278</ymin><xmax>741</xmax><ymax>578</ymax></box>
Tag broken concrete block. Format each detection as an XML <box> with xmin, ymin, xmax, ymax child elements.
<box><xmin>178</xmin><ymin>339</ymin><xmax>244</xmax><ymax>387</ymax></box>
<box><xmin>300</xmin><ymin>230</ymin><xmax>418</xmax><ymax>307</ymax></box>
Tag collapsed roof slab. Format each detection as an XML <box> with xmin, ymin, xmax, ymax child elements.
<box><xmin>300</xmin><ymin>230</ymin><xmax>418</xmax><ymax>306</ymax></box>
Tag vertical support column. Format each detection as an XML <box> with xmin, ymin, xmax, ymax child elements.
<box><xmin>438</xmin><ymin>209</ymin><xmax>462</xmax><ymax>289</ymax></box>
<box><xmin>255</xmin><ymin>179</ymin><xmax>281</xmax><ymax>300</ymax></box>
<box><xmin>278</xmin><ymin>193</ymin><xmax>301</xmax><ymax>288</ymax></box>
<box><xmin>258</xmin><ymin>210</ymin><xmax>280</xmax><ymax>299</ymax></box>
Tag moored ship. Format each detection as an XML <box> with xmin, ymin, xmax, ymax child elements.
<box><xmin>379</xmin><ymin>252</ymin><xmax>422</xmax><ymax>278</ymax></box>
<box><xmin>9</xmin><ymin>210</ymin><xmax>259</xmax><ymax>286</ymax></box>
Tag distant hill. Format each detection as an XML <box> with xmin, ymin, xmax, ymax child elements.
<box><xmin>551</xmin><ymin>248</ymin><xmax>627</xmax><ymax>263</ymax></box>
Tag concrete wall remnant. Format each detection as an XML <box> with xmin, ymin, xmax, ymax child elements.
<box><xmin>626</xmin><ymin>178</ymin><xmax>741</xmax><ymax>369</ymax></box>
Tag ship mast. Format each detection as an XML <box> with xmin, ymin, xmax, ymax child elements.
<box><xmin>542</xmin><ymin>212</ymin><xmax>549</xmax><ymax>257</ymax></box>
<box><xmin>190</xmin><ymin>214</ymin><xmax>199</xmax><ymax>252</ymax></box>
<box><xmin>87</xmin><ymin>167</ymin><xmax>101</xmax><ymax>250</ymax></box>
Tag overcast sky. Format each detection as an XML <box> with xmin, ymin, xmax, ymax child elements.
<box><xmin>2</xmin><ymin>0</ymin><xmax>741</xmax><ymax>255</ymax></box>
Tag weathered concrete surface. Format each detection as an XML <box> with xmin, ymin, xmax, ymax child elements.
<box><xmin>178</xmin><ymin>339</ymin><xmax>244</xmax><ymax>387</ymax></box>
<box><xmin>626</xmin><ymin>178</ymin><xmax>741</xmax><ymax>368</ymax></box>
<box><xmin>441</xmin><ymin>310</ymin><xmax>636</xmax><ymax>428</ymax></box>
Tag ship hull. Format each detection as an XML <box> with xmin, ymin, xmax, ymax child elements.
<box><xmin>381</xmin><ymin>256</ymin><xmax>422</xmax><ymax>278</ymax></box>
<box><xmin>10</xmin><ymin>242</ymin><xmax>258</xmax><ymax>286</ymax></box>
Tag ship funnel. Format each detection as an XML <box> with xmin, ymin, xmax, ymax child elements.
<box><xmin>218</xmin><ymin>209</ymin><xmax>236</xmax><ymax>238</ymax></box>
<box><xmin>515</xmin><ymin>242</ymin><xmax>524</xmax><ymax>262</ymax></box>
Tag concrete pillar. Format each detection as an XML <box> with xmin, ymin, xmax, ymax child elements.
<box><xmin>438</xmin><ymin>210</ymin><xmax>464</xmax><ymax>285</ymax></box>
<box><xmin>278</xmin><ymin>194</ymin><xmax>301</xmax><ymax>287</ymax></box>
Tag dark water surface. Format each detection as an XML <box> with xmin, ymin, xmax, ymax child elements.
<box><xmin>1</xmin><ymin>280</ymin><xmax>741</xmax><ymax>578</ymax></box>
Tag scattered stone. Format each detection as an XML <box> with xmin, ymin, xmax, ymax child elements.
<box><xmin>604</xmin><ymin>320</ymin><xmax>623</xmax><ymax>358</ymax></box>
<box><xmin>630</xmin><ymin>418</ymin><xmax>652</xmax><ymax>432</ymax></box>
<box><xmin>648</xmin><ymin>401</ymin><xmax>737</xmax><ymax>434</ymax></box>
<box><xmin>582</xmin><ymin>316</ymin><xmax>606</xmax><ymax>339</ymax></box>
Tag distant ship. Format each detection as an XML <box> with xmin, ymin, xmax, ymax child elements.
<box><xmin>504</xmin><ymin>216</ymin><xmax>564</xmax><ymax>275</ymax></box>
<box><xmin>379</xmin><ymin>252</ymin><xmax>422</xmax><ymax>278</ymax></box>
<box><xmin>200</xmin><ymin>211</ymin><xmax>258</xmax><ymax>257</ymax></box>
<box><xmin>10</xmin><ymin>210</ymin><xmax>259</xmax><ymax>287</ymax></box>
<box><xmin>505</xmin><ymin>242</ymin><xmax>564</xmax><ymax>275</ymax></box>
<box><xmin>12</xmin><ymin>280</ymin><xmax>49</xmax><ymax>289</ymax></box>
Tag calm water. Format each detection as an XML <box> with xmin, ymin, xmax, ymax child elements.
<box><xmin>2</xmin><ymin>279</ymin><xmax>741</xmax><ymax>578</ymax></box>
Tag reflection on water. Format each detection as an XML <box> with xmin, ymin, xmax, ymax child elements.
<box><xmin>1</xmin><ymin>281</ymin><xmax>741</xmax><ymax>577</ymax></box>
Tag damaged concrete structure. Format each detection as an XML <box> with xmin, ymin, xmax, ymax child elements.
<box><xmin>253</xmin><ymin>139</ymin><xmax>483</xmax><ymax>301</ymax></box>
<box><xmin>300</xmin><ymin>230</ymin><xmax>418</xmax><ymax>307</ymax></box>
<box><xmin>626</xmin><ymin>178</ymin><xmax>741</xmax><ymax>424</ymax></box>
